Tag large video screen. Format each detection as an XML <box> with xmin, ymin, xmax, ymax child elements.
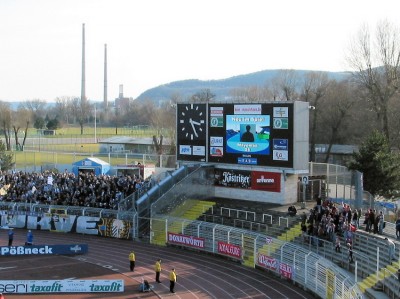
<box><xmin>176</xmin><ymin>102</ymin><xmax>301</xmax><ymax>168</ymax></box>
<box><xmin>208</xmin><ymin>103</ymin><xmax>294</xmax><ymax>167</ymax></box>
<box><xmin>225</xmin><ymin>115</ymin><xmax>270</xmax><ymax>155</ymax></box>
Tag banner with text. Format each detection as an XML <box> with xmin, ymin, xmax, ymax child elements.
<box><xmin>214</xmin><ymin>169</ymin><xmax>281</xmax><ymax>192</ymax></box>
<box><xmin>217</xmin><ymin>241</ymin><xmax>242</xmax><ymax>259</ymax></box>
<box><xmin>0</xmin><ymin>213</ymin><xmax>132</xmax><ymax>239</ymax></box>
<box><xmin>167</xmin><ymin>232</ymin><xmax>205</xmax><ymax>249</ymax></box>
<box><xmin>0</xmin><ymin>280</ymin><xmax>124</xmax><ymax>294</ymax></box>
<box><xmin>0</xmin><ymin>244</ymin><xmax>88</xmax><ymax>256</ymax></box>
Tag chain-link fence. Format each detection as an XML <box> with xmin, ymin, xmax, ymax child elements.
<box><xmin>11</xmin><ymin>151</ymin><xmax>176</xmax><ymax>173</ymax></box>
<box><xmin>306</xmin><ymin>162</ymin><xmax>372</xmax><ymax>209</ymax></box>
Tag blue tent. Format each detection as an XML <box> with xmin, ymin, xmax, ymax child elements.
<box><xmin>72</xmin><ymin>157</ymin><xmax>110</xmax><ymax>176</ymax></box>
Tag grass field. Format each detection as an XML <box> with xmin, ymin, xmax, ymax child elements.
<box><xmin>8</xmin><ymin>126</ymin><xmax>168</xmax><ymax>170</ymax></box>
<box><xmin>12</xmin><ymin>151</ymin><xmax>140</xmax><ymax>169</ymax></box>
<box><xmin>36</xmin><ymin>126</ymin><xmax>161</xmax><ymax>137</ymax></box>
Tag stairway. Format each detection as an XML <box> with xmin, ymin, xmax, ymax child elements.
<box><xmin>277</xmin><ymin>222</ymin><xmax>302</xmax><ymax>242</ymax></box>
<box><xmin>243</xmin><ymin>222</ymin><xmax>303</xmax><ymax>269</ymax></box>
<box><xmin>151</xmin><ymin>199</ymin><xmax>216</xmax><ymax>246</ymax></box>
<box><xmin>358</xmin><ymin>260</ymin><xmax>400</xmax><ymax>293</ymax></box>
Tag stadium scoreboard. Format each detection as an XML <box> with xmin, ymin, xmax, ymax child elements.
<box><xmin>176</xmin><ymin>102</ymin><xmax>309</xmax><ymax>170</ymax></box>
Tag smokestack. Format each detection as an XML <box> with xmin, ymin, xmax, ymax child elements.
<box><xmin>119</xmin><ymin>84</ymin><xmax>123</xmax><ymax>98</ymax></box>
<box><xmin>81</xmin><ymin>23</ymin><xmax>86</xmax><ymax>102</ymax></box>
<box><xmin>103</xmin><ymin>43</ymin><xmax>108</xmax><ymax>109</ymax></box>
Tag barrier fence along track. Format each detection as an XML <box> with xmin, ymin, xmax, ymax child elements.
<box><xmin>0</xmin><ymin>202</ymin><xmax>363</xmax><ymax>298</ymax></box>
<box><xmin>151</xmin><ymin>216</ymin><xmax>364</xmax><ymax>299</ymax></box>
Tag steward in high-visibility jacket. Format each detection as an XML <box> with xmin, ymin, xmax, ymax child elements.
<box><xmin>129</xmin><ymin>250</ymin><xmax>135</xmax><ymax>271</ymax></box>
<box><xmin>169</xmin><ymin>268</ymin><xmax>177</xmax><ymax>293</ymax></box>
<box><xmin>155</xmin><ymin>259</ymin><xmax>162</xmax><ymax>283</ymax></box>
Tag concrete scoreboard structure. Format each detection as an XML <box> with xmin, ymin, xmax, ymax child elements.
<box><xmin>176</xmin><ymin>101</ymin><xmax>309</xmax><ymax>205</ymax></box>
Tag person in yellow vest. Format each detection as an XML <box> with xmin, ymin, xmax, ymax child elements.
<box><xmin>129</xmin><ymin>250</ymin><xmax>135</xmax><ymax>271</ymax></box>
<box><xmin>169</xmin><ymin>268</ymin><xmax>177</xmax><ymax>293</ymax></box>
<box><xmin>155</xmin><ymin>259</ymin><xmax>162</xmax><ymax>283</ymax></box>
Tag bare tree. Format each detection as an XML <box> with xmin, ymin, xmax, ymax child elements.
<box><xmin>387</xmin><ymin>94</ymin><xmax>400</xmax><ymax>149</ymax></box>
<box><xmin>318</xmin><ymin>80</ymin><xmax>358</xmax><ymax>162</ymax></box>
<box><xmin>300</xmin><ymin>72</ymin><xmax>330</xmax><ymax>161</ymax></box>
<box><xmin>229</xmin><ymin>86</ymin><xmax>273</xmax><ymax>102</ymax></box>
<box><xmin>12</xmin><ymin>107</ymin><xmax>33</xmax><ymax>150</ymax></box>
<box><xmin>190</xmin><ymin>89</ymin><xmax>215</xmax><ymax>103</ymax></box>
<box><xmin>0</xmin><ymin>102</ymin><xmax>12</xmax><ymax>150</ymax></box>
<box><xmin>69</xmin><ymin>97</ymin><xmax>92</xmax><ymax>134</ymax></box>
<box><xmin>346</xmin><ymin>19</ymin><xmax>400</xmax><ymax>142</ymax></box>
<box><xmin>20</xmin><ymin>99</ymin><xmax>47</xmax><ymax>117</ymax></box>
<box><xmin>54</xmin><ymin>96</ymin><xmax>74</xmax><ymax>124</ymax></box>
<box><xmin>270</xmin><ymin>69</ymin><xmax>300</xmax><ymax>101</ymax></box>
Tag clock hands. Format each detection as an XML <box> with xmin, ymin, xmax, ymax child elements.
<box><xmin>189</xmin><ymin>118</ymin><xmax>198</xmax><ymax>137</ymax></box>
<box><xmin>191</xmin><ymin>120</ymin><xmax>201</xmax><ymax>126</ymax></box>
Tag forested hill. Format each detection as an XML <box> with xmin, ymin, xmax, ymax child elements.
<box><xmin>136</xmin><ymin>69</ymin><xmax>350</xmax><ymax>104</ymax></box>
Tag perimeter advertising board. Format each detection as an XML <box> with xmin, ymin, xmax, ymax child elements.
<box><xmin>0</xmin><ymin>280</ymin><xmax>123</xmax><ymax>294</ymax></box>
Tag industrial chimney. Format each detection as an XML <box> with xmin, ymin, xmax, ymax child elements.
<box><xmin>103</xmin><ymin>43</ymin><xmax>108</xmax><ymax>109</ymax></box>
<box><xmin>119</xmin><ymin>84</ymin><xmax>124</xmax><ymax>99</ymax></box>
<box><xmin>81</xmin><ymin>23</ymin><xmax>86</xmax><ymax>102</ymax></box>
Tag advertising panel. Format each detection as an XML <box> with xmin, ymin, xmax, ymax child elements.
<box><xmin>167</xmin><ymin>232</ymin><xmax>205</xmax><ymax>249</ymax></box>
<box><xmin>279</xmin><ymin>262</ymin><xmax>293</xmax><ymax>279</ymax></box>
<box><xmin>214</xmin><ymin>169</ymin><xmax>281</xmax><ymax>192</ymax></box>
<box><xmin>257</xmin><ymin>253</ymin><xmax>279</xmax><ymax>271</ymax></box>
<box><xmin>0</xmin><ymin>244</ymin><xmax>88</xmax><ymax>256</ymax></box>
<box><xmin>0</xmin><ymin>214</ymin><xmax>132</xmax><ymax>239</ymax></box>
<box><xmin>251</xmin><ymin>171</ymin><xmax>281</xmax><ymax>192</ymax></box>
<box><xmin>0</xmin><ymin>280</ymin><xmax>123</xmax><ymax>294</ymax></box>
<box><xmin>217</xmin><ymin>241</ymin><xmax>242</xmax><ymax>259</ymax></box>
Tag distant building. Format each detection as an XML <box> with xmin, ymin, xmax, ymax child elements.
<box><xmin>314</xmin><ymin>144</ymin><xmax>358</xmax><ymax>166</ymax></box>
<box><xmin>114</xmin><ymin>84</ymin><xmax>132</xmax><ymax>113</ymax></box>
<box><xmin>99</xmin><ymin>136</ymin><xmax>172</xmax><ymax>154</ymax></box>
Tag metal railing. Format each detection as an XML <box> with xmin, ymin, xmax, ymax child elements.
<box><xmin>151</xmin><ymin>216</ymin><xmax>363</xmax><ymax>299</ymax></box>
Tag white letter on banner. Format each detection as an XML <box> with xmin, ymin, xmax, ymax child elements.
<box><xmin>36</xmin><ymin>216</ymin><xmax>51</xmax><ymax>230</ymax></box>
<box><xmin>76</xmin><ymin>216</ymin><xmax>99</xmax><ymax>235</ymax></box>
<box><xmin>27</xmin><ymin>215</ymin><xmax>42</xmax><ymax>230</ymax></box>
<box><xmin>7</xmin><ymin>214</ymin><xmax>26</xmax><ymax>228</ymax></box>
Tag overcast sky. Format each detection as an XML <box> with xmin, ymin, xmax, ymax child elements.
<box><xmin>1</xmin><ymin>0</ymin><xmax>399</xmax><ymax>102</ymax></box>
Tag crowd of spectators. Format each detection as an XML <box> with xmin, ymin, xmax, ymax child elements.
<box><xmin>300</xmin><ymin>196</ymin><xmax>358</xmax><ymax>252</ymax></box>
<box><xmin>0</xmin><ymin>170</ymin><xmax>154</xmax><ymax>210</ymax></box>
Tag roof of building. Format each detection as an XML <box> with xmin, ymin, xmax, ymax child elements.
<box><xmin>81</xmin><ymin>157</ymin><xmax>110</xmax><ymax>166</ymax></box>
<box><xmin>315</xmin><ymin>144</ymin><xmax>358</xmax><ymax>155</ymax></box>
<box><xmin>99</xmin><ymin>136</ymin><xmax>171</xmax><ymax>145</ymax></box>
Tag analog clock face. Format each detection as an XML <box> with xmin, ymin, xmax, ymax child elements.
<box><xmin>178</xmin><ymin>104</ymin><xmax>206</xmax><ymax>140</ymax></box>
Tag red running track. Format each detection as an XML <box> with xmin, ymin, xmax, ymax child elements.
<box><xmin>0</xmin><ymin>229</ymin><xmax>317</xmax><ymax>299</ymax></box>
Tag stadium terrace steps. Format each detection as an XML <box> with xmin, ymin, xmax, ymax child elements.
<box><xmin>151</xmin><ymin>218</ymin><xmax>168</xmax><ymax>246</ymax></box>
<box><xmin>358</xmin><ymin>260</ymin><xmax>400</xmax><ymax>294</ymax></box>
<box><xmin>253</xmin><ymin>224</ymin><xmax>303</xmax><ymax>264</ymax></box>
<box><xmin>151</xmin><ymin>200</ymin><xmax>216</xmax><ymax>246</ymax></box>
<box><xmin>242</xmin><ymin>235</ymin><xmax>255</xmax><ymax>267</ymax></box>
<box><xmin>277</xmin><ymin>223</ymin><xmax>302</xmax><ymax>242</ymax></box>
<box><xmin>181</xmin><ymin>200</ymin><xmax>216</xmax><ymax>220</ymax></box>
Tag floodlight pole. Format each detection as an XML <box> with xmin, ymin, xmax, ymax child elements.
<box><xmin>94</xmin><ymin>106</ymin><xmax>97</xmax><ymax>143</ymax></box>
<box><xmin>302</xmin><ymin>182</ymin><xmax>306</xmax><ymax>209</ymax></box>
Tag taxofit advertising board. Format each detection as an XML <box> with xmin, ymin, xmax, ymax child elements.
<box><xmin>177</xmin><ymin>102</ymin><xmax>308</xmax><ymax>168</ymax></box>
<box><xmin>0</xmin><ymin>280</ymin><xmax>124</xmax><ymax>294</ymax></box>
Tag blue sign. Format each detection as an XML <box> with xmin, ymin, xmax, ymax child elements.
<box><xmin>0</xmin><ymin>244</ymin><xmax>88</xmax><ymax>256</ymax></box>
<box><xmin>238</xmin><ymin>157</ymin><xmax>257</xmax><ymax>165</ymax></box>
<box><xmin>273</xmin><ymin>139</ymin><xmax>288</xmax><ymax>150</ymax></box>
